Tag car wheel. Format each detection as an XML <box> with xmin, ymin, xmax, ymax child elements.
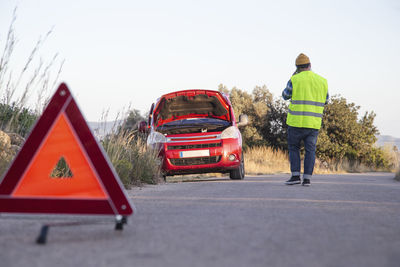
<box><xmin>229</xmin><ymin>153</ymin><xmax>245</xmax><ymax>180</ymax></box>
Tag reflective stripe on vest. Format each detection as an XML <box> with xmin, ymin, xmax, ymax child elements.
<box><xmin>291</xmin><ymin>100</ymin><xmax>325</xmax><ymax>107</ymax></box>
<box><xmin>288</xmin><ymin>110</ymin><xmax>323</xmax><ymax>118</ymax></box>
<box><xmin>286</xmin><ymin>71</ymin><xmax>328</xmax><ymax>129</ymax></box>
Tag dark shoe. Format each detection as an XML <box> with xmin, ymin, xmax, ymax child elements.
<box><xmin>302</xmin><ymin>178</ymin><xmax>311</xmax><ymax>186</ymax></box>
<box><xmin>285</xmin><ymin>176</ymin><xmax>301</xmax><ymax>185</ymax></box>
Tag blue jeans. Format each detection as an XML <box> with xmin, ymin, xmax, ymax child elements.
<box><xmin>287</xmin><ymin>126</ymin><xmax>319</xmax><ymax>179</ymax></box>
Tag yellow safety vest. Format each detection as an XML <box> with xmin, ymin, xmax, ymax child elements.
<box><xmin>286</xmin><ymin>71</ymin><xmax>328</xmax><ymax>129</ymax></box>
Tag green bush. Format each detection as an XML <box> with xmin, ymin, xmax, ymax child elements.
<box><xmin>218</xmin><ymin>84</ymin><xmax>271</xmax><ymax>148</ymax></box>
<box><xmin>316</xmin><ymin>96</ymin><xmax>393</xmax><ymax>170</ymax></box>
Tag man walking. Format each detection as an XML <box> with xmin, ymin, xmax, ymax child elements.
<box><xmin>282</xmin><ymin>53</ymin><xmax>328</xmax><ymax>186</ymax></box>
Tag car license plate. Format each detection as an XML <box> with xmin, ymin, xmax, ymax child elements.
<box><xmin>180</xmin><ymin>150</ymin><xmax>210</xmax><ymax>158</ymax></box>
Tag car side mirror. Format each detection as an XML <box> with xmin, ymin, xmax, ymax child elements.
<box><xmin>138</xmin><ymin>120</ymin><xmax>149</xmax><ymax>133</ymax></box>
<box><xmin>237</xmin><ymin>114</ymin><xmax>248</xmax><ymax>127</ymax></box>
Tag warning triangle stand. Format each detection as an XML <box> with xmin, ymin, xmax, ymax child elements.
<box><xmin>0</xmin><ymin>83</ymin><xmax>134</xmax><ymax>243</ymax></box>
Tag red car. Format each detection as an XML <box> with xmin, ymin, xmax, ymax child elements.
<box><xmin>141</xmin><ymin>89</ymin><xmax>248</xmax><ymax>179</ymax></box>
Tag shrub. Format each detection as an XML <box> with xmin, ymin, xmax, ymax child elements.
<box><xmin>316</xmin><ymin>96</ymin><xmax>383</xmax><ymax>169</ymax></box>
<box><xmin>130</xmin><ymin>139</ymin><xmax>162</xmax><ymax>185</ymax></box>
<box><xmin>101</xmin><ymin>126</ymin><xmax>161</xmax><ymax>188</ymax></box>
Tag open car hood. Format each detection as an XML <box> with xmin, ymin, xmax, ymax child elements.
<box><xmin>153</xmin><ymin>90</ymin><xmax>231</xmax><ymax>127</ymax></box>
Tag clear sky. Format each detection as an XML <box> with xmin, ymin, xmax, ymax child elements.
<box><xmin>1</xmin><ymin>0</ymin><xmax>399</xmax><ymax>137</ymax></box>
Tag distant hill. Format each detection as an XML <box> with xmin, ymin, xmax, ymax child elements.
<box><xmin>376</xmin><ymin>135</ymin><xmax>400</xmax><ymax>150</ymax></box>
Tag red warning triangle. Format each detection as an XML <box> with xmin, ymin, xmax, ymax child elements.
<box><xmin>0</xmin><ymin>83</ymin><xmax>133</xmax><ymax>216</ymax></box>
<box><xmin>13</xmin><ymin>113</ymin><xmax>107</xmax><ymax>198</ymax></box>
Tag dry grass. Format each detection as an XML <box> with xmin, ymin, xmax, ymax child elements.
<box><xmin>244</xmin><ymin>146</ymin><xmax>289</xmax><ymax>175</ymax></box>
<box><xmin>243</xmin><ymin>146</ymin><xmax>384</xmax><ymax>175</ymax></box>
<box><xmin>244</xmin><ymin>146</ymin><xmax>338</xmax><ymax>175</ymax></box>
<box><xmin>381</xmin><ymin>144</ymin><xmax>400</xmax><ymax>172</ymax></box>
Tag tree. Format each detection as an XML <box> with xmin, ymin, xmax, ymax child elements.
<box><xmin>219</xmin><ymin>84</ymin><xmax>271</xmax><ymax>148</ymax></box>
<box><xmin>262</xmin><ymin>98</ymin><xmax>288</xmax><ymax>151</ymax></box>
<box><xmin>119</xmin><ymin>109</ymin><xmax>144</xmax><ymax>132</ymax></box>
<box><xmin>316</xmin><ymin>95</ymin><xmax>388</xmax><ymax>168</ymax></box>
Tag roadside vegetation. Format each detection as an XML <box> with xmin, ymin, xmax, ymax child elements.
<box><xmin>99</xmin><ymin>110</ymin><xmax>162</xmax><ymax>188</ymax></box>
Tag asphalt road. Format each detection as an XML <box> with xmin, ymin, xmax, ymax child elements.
<box><xmin>1</xmin><ymin>173</ymin><xmax>400</xmax><ymax>267</ymax></box>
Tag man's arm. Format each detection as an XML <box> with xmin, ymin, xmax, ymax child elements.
<box><xmin>282</xmin><ymin>80</ymin><xmax>292</xmax><ymax>100</ymax></box>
